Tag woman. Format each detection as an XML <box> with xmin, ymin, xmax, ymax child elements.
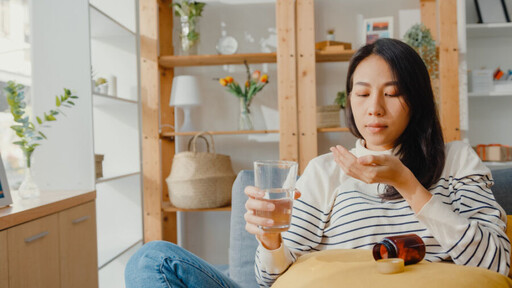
<box><xmin>125</xmin><ymin>38</ymin><xmax>510</xmax><ymax>288</ymax></box>
<box><xmin>246</xmin><ymin>38</ymin><xmax>510</xmax><ymax>287</ymax></box>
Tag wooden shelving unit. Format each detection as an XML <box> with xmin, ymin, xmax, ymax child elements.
<box><xmin>159</xmin><ymin>50</ymin><xmax>356</xmax><ymax>68</ymax></box>
<box><xmin>159</xmin><ymin>52</ymin><xmax>276</xmax><ymax>67</ymax></box>
<box><xmin>162</xmin><ymin>202</ymin><xmax>231</xmax><ymax>213</ymax></box>
<box><xmin>318</xmin><ymin>127</ymin><xmax>350</xmax><ymax>133</ymax></box>
<box><xmin>316</xmin><ymin>50</ymin><xmax>355</xmax><ymax>63</ymax></box>
<box><xmin>160</xmin><ymin>129</ymin><xmax>279</xmax><ymax>138</ymax></box>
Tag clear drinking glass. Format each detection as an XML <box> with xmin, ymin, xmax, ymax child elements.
<box><xmin>254</xmin><ymin>160</ymin><xmax>298</xmax><ymax>232</ymax></box>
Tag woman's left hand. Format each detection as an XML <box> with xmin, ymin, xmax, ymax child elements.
<box><xmin>330</xmin><ymin>145</ymin><xmax>411</xmax><ymax>189</ymax></box>
<box><xmin>330</xmin><ymin>145</ymin><xmax>432</xmax><ymax>213</ymax></box>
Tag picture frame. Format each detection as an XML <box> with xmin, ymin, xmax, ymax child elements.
<box><xmin>474</xmin><ymin>0</ymin><xmax>510</xmax><ymax>24</ymax></box>
<box><xmin>0</xmin><ymin>153</ymin><xmax>13</xmax><ymax>207</ymax></box>
<box><xmin>362</xmin><ymin>17</ymin><xmax>394</xmax><ymax>45</ymax></box>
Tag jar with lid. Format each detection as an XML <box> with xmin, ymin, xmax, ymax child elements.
<box><xmin>372</xmin><ymin>234</ymin><xmax>426</xmax><ymax>265</ymax></box>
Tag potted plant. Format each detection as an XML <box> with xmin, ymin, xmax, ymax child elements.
<box><xmin>94</xmin><ymin>77</ymin><xmax>108</xmax><ymax>94</ymax></box>
<box><xmin>172</xmin><ymin>0</ymin><xmax>206</xmax><ymax>55</ymax></box>
<box><xmin>5</xmin><ymin>81</ymin><xmax>78</xmax><ymax>198</ymax></box>
<box><xmin>404</xmin><ymin>23</ymin><xmax>438</xmax><ymax>81</ymax></box>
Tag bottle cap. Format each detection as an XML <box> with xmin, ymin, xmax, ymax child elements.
<box><xmin>376</xmin><ymin>258</ymin><xmax>404</xmax><ymax>274</ymax></box>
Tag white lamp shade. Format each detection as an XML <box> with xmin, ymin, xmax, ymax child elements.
<box><xmin>169</xmin><ymin>75</ymin><xmax>201</xmax><ymax>107</ymax></box>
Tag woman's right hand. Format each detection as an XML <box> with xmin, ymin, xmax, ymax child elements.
<box><xmin>244</xmin><ymin>186</ymin><xmax>301</xmax><ymax>250</ymax></box>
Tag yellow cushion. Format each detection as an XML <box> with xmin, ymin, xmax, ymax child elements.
<box><xmin>507</xmin><ymin>215</ymin><xmax>512</xmax><ymax>278</ymax></box>
<box><xmin>272</xmin><ymin>249</ymin><xmax>512</xmax><ymax>288</ymax></box>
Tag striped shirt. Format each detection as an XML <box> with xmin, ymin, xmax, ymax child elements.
<box><xmin>255</xmin><ymin>140</ymin><xmax>510</xmax><ymax>287</ymax></box>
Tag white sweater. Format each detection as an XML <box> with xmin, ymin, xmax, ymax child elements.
<box><xmin>255</xmin><ymin>140</ymin><xmax>511</xmax><ymax>287</ymax></box>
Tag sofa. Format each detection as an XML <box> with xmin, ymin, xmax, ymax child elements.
<box><xmin>228</xmin><ymin>168</ymin><xmax>512</xmax><ymax>287</ymax></box>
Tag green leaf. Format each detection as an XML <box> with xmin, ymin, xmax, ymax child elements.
<box><xmin>187</xmin><ymin>30</ymin><xmax>199</xmax><ymax>41</ymax></box>
<box><xmin>13</xmin><ymin>141</ymin><xmax>25</xmax><ymax>146</ymax></box>
<box><xmin>56</xmin><ymin>96</ymin><xmax>61</xmax><ymax>107</ymax></box>
<box><xmin>70</xmin><ymin>96</ymin><xmax>78</xmax><ymax>99</ymax></box>
<box><xmin>39</xmin><ymin>131</ymin><xmax>47</xmax><ymax>139</ymax></box>
<box><xmin>67</xmin><ymin>101</ymin><xmax>75</xmax><ymax>105</ymax></box>
<box><xmin>36</xmin><ymin>116</ymin><xmax>42</xmax><ymax>124</ymax></box>
<box><xmin>45</xmin><ymin>114</ymin><xmax>56</xmax><ymax>121</ymax></box>
<box><xmin>10</xmin><ymin>125</ymin><xmax>23</xmax><ymax>132</ymax></box>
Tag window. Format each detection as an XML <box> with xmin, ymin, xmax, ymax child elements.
<box><xmin>0</xmin><ymin>0</ymin><xmax>31</xmax><ymax>189</ymax></box>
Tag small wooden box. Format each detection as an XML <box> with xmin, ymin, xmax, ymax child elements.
<box><xmin>474</xmin><ymin>145</ymin><xmax>512</xmax><ymax>162</ymax></box>
<box><xmin>316</xmin><ymin>105</ymin><xmax>341</xmax><ymax>128</ymax></box>
<box><xmin>315</xmin><ymin>41</ymin><xmax>352</xmax><ymax>53</ymax></box>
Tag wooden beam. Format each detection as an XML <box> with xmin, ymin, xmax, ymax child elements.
<box><xmin>158</xmin><ymin>0</ymin><xmax>178</xmax><ymax>244</ymax></box>
<box><xmin>160</xmin><ymin>53</ymin><xmax>277</xmax><ymax>67</ymax></box>
<box><xmin>296</xmin><ymin>0</ymin><xmax>317</xmax><ymax>174</ymax></box>
<box><xmin>276</xmin><ymin>0</ymin><xmax>299</xmax><ymax>164</ymax></box>
<box><xmin>140</xmin><ymin>0</ymin><xmax>163</xmax><ymax>243</ymax></box>
<box><xmin>420</xmin><ymin>0</ymin><xmax>438</xmax><ymax>42</ymax></box>
<box><xmin>438</xmin><ymin>0</ymin><xmax>460</xmax><ymax>141</ymax></box>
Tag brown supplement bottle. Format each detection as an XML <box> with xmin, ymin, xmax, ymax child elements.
<box><xmin>372</xmin><ymin>234</ymin><xmax>426</xmax><ymax>265</ymax></box>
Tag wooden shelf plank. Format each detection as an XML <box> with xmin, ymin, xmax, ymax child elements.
<box><xmin>318</xmin><ymin>127</ymin><xmax>350</xmax><ymax>133</ymax></box>
<box><xmin>158</xmin><ymin>50</ymin><xmax>356</xmax><ymax>68</ymax></box>
<box><xmin>93</xmin><ymin>92</ymin><xmax>138</xmax><ymax>104</ymax></box>
<box><xmin>316</xmin><ymin>50</ymin><xmax>356</xmax><ymax>62</ymax></box>
<box><xmin>466</xmin><ymin>23</ymin><xmax>512</xmax><ymax>38</ymax></box>
<box><xmin>159</xmin><ymin>53</ymin><xmax>277</xmax><ymax>67</ymax></box>
<box><xmin>96</xmin><ymin>172</ymin><xmax>140</xmax><ymax>184</ymax></box>
<box><xmin>162</xmin><ymin>202</ymin><xmax>231</xmax><ymax>212</ymax></box>
<box><xmin>161</xmin><ymin>129</ymin><xmax>279</xmax><ymax>137</ymax></box>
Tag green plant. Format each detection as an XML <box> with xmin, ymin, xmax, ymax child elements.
<box><xmin>403</xmin><ymin>23</ymin><xmax>438</xmax><ymax>80</ymax></box>
<box><xmin>335</xmin><ymin>91</ymin><xmax>347</xmax><ymax>109</ymax></box>
<box><xmin>95</xmin><ymin>77</ymin><xmax>107</xmax><ymax>86</ymax></box>
<box><xmin>5</xmin><ymin>81</ymin><xmax>78</xmax><ymax>168</ymax></box>
<box><xmin>172</xmin><ymin>0</ymin><xmax>205</xmax><ymax>41</ymax></box>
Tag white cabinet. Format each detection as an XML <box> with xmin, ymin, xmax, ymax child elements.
<box><xmin>89</xmin><ymin>0</ymin><xmax>143</xmax><ymax>271</ymax></box>
<box><xmin>463</xmin><ymin>0</ymin><xmax>512</xmax><ymax>169</ymax></box>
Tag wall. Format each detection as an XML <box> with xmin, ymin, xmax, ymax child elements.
<box><xmin>174</xmin><ymin>0</ymin><xmax>420</xmax><ymax>265</ymax></box>
<box><xmin>30</xmin><ymin>0</ymin><xmax>94</xmax><ymax>191</ymax></box>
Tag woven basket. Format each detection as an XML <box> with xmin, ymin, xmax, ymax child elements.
<box><xmin>316</xmin><ymin>105</ymin><xmax>341</xmax><ymax>128</ymax></box>
<box><xmin>166</xmin><ymin>132</ymin><xmax>236</xmax><ymax>209</ymax></box>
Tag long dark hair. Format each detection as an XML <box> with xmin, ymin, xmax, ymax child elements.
<box><xmin>345</xmin><ymin>38</ymin><xmax>445</xmax><ymax>200</ymax></box>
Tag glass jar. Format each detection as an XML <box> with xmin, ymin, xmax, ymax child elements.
<box><xmin>372</xmin><ymin>234</ymin><xmax>426</xmax><ymax>265</ymax></box>
<box><xmin>179</xmin><ymin>16</ymin><xmax>199</xmax><ymax>55</ymax></box>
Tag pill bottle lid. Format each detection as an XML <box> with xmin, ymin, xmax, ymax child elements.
<box><xmin>376</xmin><ymin>258</ymin><xmax>405</xmax><ymax>274</ymax></box>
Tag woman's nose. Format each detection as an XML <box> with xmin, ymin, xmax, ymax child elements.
<box><xmin>367</xmin><ymin>94</ymin><xmax>385</xmax><ymax>116</ymax></box>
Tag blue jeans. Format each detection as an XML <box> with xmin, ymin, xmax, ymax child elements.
<box><xmin>125</xmin><ymin>241</ymin><xmax>241</xmax><ymax>288</ymax></box>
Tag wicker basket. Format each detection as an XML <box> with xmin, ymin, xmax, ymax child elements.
<box><xmin>317</xmin><ymin>105</ymin><xmax>341</xmax><ymax>128</ymax></box>
<box><xmin>166</xmin><ymin>132</ymin><xmax>236</xmax><ymax>209</ymax></box>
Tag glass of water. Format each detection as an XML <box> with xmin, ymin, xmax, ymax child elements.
<box><xmin>254</xmin><ymin>160</ymin><xmax>298</xmax><ymax>232</ymax></box>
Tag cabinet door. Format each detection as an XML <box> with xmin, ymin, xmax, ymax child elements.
<box><xmin>7</xmin><ymin>213</ymin><xmax>60</xmax><ymax>288</ymax></box>
<box><xmin>59</xmin><ymin>201</ymin><xmax>98</xmax><ymax>288</ymax></box>
<box><xmin>0</xmin><ymin>230</ymin><xmax>7</xmax><ymax>288</ymax></box>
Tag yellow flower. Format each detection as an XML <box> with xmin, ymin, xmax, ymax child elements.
<box><xmin>260</xmin><ymin>74</ymin><xmax>268</xmax><ymax>83</ymax></box>
<box><xmin>225</xmin><ymin>76</ymin><xmax>234</xmax><ymax>84</ymax></box>
<box><xmin>252</xmin><ymin>70</ymin><xmax>261</xmax><ymax>80</ymax></box>
<box><xmin>245</xmin><ymin>81</ymin><xmax>250</xmax><ymax>88</ymax></box>
<box><xmin>219</xmin><ymin>78</ymin><xmax>228</xmax><ymax>86</ymax></box>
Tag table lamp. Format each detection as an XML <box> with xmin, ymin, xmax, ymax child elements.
<box><xmin>170</xmin><ymin>75</ymin><xmax>201</xmax><ymax>132</ymax></box>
